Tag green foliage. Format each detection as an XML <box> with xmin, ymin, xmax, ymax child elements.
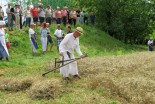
<box><xmin>94</xmin><ymin>0</ymin><xmax>154</xmax><ymax>44</ymax></box>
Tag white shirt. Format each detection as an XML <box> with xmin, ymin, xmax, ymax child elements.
<box><xmin>54</xmin><ymin>29</ymin><xmax>63</xmax><ymax>38</ymax></box>
<box><xmin>25</xmin><ymin>9</ymin><xmax>31</xmax><ymax>17</ymax></box>
<box><xmin>148</xmin><ymin>40</ymin><xmax>153</xmax><ymax>45</ymax></box>
<box><xmin>29</xmin><ymin>28</ymin><xmax>35</xmax><ymax>39</ymax></box>
<box><xmin>0</xmin><ymin>28</ymin><xmax>5</xmax><ymax>36</ymax></box>
<box><xmin>59</xmin><ymin>33</ymin><xmax>82</xmax><ymax>56</ymax></box>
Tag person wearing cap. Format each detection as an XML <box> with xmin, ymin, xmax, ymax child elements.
<box><xmin>59</xmin><ymin>27</ymin><xmax>85</xmax><ymax>80</ymax></box>
<box><xmin>0</xmin><ymin>6</ymin><xmax>4</xmax><ymax>20</ymax></box>
<box><xmin>29</xmin><ymin>23</ymin><xmax>38</xmax><ymax>55</ymax></box>
<box><xmin>0</xmin><ymin>21</ymin><xmax>9</xmax><ymax>61</ymax></box>
<box><xmin>54</xmin><ymin>24</ymin><xmax>64</xmax><ymax>51</ymax></box>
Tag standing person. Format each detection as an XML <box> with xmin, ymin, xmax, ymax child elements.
<box><xmin>61</xmin><ymin>7</ymin><xmax>67</xmax><ymax>26</ymax></box>
<box><xmin>52</xmin><ymin>9</ymin><xmax>56</xmax><ymax>24</ymax></box>
<box><xmin>4</xmin><ymin>29</ymin><xmax>10</xmax><ymax>50</ymax></box>
<box><xmin>10</xmin><ymin>7</ymin><xmax>15</xmax><ymax>31</ymax></box>
<box><xmin>90</xmin><ymin>12</ymin><xmax>95</xmax><ymax>25</ymax></box>
<box><xmin>40</xmin><ymin>22</ymin><xmax>48</xmax><ymax>53</ymax></box>
<box><xmin>67</xmin><ymin>25</ymin><xmax>72</xmax><ymax>34</ymax></box>
<box><xmin>46</xmin><ymin>23</ymin><xmax>53</xmax><ymax>52</ymax></box>
<box><xmin>19</xmin><ymin>7</ymin><xmax>23</xmax><ymax>29</ymax></box>
<box><xmin>70</xmin><ymin>8</ymin><xmax>77</xmax><ymax>27</ymax></box>
<box><xmin>6</xmin><ymin>3</ymin><xmax>13</xmax><ymax>31</ymax></box>
<box><xmin>0</xmin><ymin>6</ymin><xmax>4</xmax><ymax>20</ymax></box>
<box><xmin>31</xmin><ymin>5</ymin><xmax>39</xmax><ymax>27</ymax></box>
<box><xmin>0</xmin><ymin>21</ymin><xmax>9</xmax><ymax>61</ymax></box>
<box><xmin>45</xmin><ymin>5</ymin><xmax>52</xmax><ymax>25</ymax></box>
<box><xmin>38</xmin><ymin>4</ymin><xmax>45</xmax><ymax>25</ymax></box>
<box><xmin>29</xmin><ymin>23</ymin><xmax>38</xmax><ymax>55</ymax></box>
<box><xmin>83</xmin><ymin>11</ymin><xmax>88</xmax><ymax>25</ymax></box>
<box><xmin>55</xmin><ymin>7</ymin><xmax>62</xmax><ymax>24</ymax></box>
<box><xmin>25</xmin><ymin>6</ymin><xmax>31</xmax><ymax>27</ymax></box>
<box><xmin>14</xmin><ymin>4</ymin><xmax>20</xmax><ymax>30</ymax></box>
<box><xmin>80</xmin><ymin>9</ymin><xmax>84</xmax><ymax>24</ymax></box>
<box><xmin>59</xmin><ymin>27</ymin><xmax>85</xmax><ymax>80</ymax></box>
<box><xmin>76</xmin><ymin>9</ymin><xmax>81</xmax><ymax>23</ymax></box>
<box><xmin>54</xmin><ymin>24</ymin><xmax>64</xmax><ymax>51</ymax></box>
<box><xmin>147</xmin><ymin>38</ymin><xmax>154</xmax><ymax>51</ymax></box>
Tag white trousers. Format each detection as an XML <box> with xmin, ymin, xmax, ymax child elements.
<box><xmin>15</xmin><ymin>14</ymin><xmax>20</xmax><ymax>30</ymax></box>
<box><xmin>60</xmin><ymin>52</ymin><xmax>78</xmax><ymax>77</ymax></box>
<box><xmin>30</xmin><ymin>40</ymin><xmax>37</xmax><ymax>53</ymax></box>
<box><xmin>41</xmin><ymin>37</ymin><xmax>47</xmax><ymax>52</ymax></box>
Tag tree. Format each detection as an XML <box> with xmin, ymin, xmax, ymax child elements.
<box><xmin>95</xmin><ymin>0</ymin><xmax>155</xmax><ymax>44</ymax></box>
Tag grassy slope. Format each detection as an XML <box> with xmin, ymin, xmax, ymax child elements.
<box><xmin>0</xmin><ymin>24</ymin><xmax>145</xmax><ymax>104</ymax></box>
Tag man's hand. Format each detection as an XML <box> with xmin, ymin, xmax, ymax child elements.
<box><xmin>60</xmin><ymin>52</ymin><xmax>64</xmax><ymax>56</ymax></box>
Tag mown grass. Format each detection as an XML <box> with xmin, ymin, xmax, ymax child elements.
<box><xmin>0</xmin><ymin>24</ymin><xmax>146</xmax><ymax>104</ymax></box>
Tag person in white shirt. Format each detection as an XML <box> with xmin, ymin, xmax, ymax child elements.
<box><xmin>54</xmin><ymin>24</ymin><xmax>64</xmax><ymax>51</ymax></box>
<box><xmin>59</xmin><ymin>27</ymin><xmax>85</xmax><ymax>80</ymax></box>
<box><xmin>0</xmin><ymin>21</ymin><xmax>9</xmax><ymax>61</ymax></box>
<box><xmin>147</xmin><ymin>38</ymin><xmax>154</xmax><ymax>51</ymax></box>
<box><xmin>6</xmin><ymin>2</ymin><xmax>13</xmax><ymax>31</ymax></box>
<box><xmin>14</xmin><ymin>4</ymin><xmax>20</xmax><ymax>30</ymax></box>
<box><xmin>25</xmin><ymin>6</ymin><xmax>32</xmax><ymax>27</ymax></box>
<box><xmin>29</xmin><ymin>23</ymin><xmax>38</xmax><ymax>55</ymax></box>
<box><xmin>40</xmin><ymin>22</ymin><xmax>48</xmax><ymax>53</ymax></box>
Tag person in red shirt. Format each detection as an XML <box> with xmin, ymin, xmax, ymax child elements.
<box><xmin>55</xmin><ymin>7</ymin><xmax>62</xmax><ymax>24</ymax></box>
<box><xmin>61</xmin><ymin>7</ymin><xmax>67</xmax><ymax>26</ymax></box>
<box><xmin>31</xmin><ymin>5</ymin><xmax>38</xmax><ymax>27</ymax></box>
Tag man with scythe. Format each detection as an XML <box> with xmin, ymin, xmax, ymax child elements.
<box><xmin>59</xmin><ymin>27</ymin><xmax>85</xmax><ymax>80</ymax></box>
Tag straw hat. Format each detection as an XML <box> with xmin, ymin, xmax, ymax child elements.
<box><xmin>75</xmin><ymin>27</ymin><xmax>83</xmax><ymax>34</ymax></box>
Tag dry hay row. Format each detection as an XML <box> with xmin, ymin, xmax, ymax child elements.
<box><xmin>78</xmin><ymin>52</ymin><xmax>155</xmax><ymax>104</ymax></box>
<box><xmin>0</xmin><ymin>77</ymin><xmax>33</xmax><ymax>92</ymax></box>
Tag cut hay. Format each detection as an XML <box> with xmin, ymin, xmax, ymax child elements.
<box><xmin>29</xmin><ymin>79</ymin><xmax>62</xmax><ymax>100</ymax></box>
<box><xmin>77</xmin><ymin>52</ymin><xmax>155</xmax><ymax>103</ymax></box>
<box><xmin>0</xmin><ymin>77</ymin><xmax>33</xmax><ymax>92</ymax></box>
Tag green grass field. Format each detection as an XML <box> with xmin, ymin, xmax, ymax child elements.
<box><xmin>0</xmin><ymin>24</ymin><xmax>147</xmax><ymax>104</ymax></box>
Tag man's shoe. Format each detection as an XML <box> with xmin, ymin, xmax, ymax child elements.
<box><xmin>64</xmin><ymin>77</ymin><xmax>71</xmax><ymax>81</ymax></box>
<box><xmin>73</xmin><ymin>75</ymin><xmax>81</xmax><ymax>79</ymax></box>
<box><xmin>6</xmin><ymin>57</ymin><xmax>9</xmax><ymax>61</ymax></box>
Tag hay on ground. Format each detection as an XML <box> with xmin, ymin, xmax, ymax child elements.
<box><xmin>0</xmin><ymin>77</ymin><xmax>33</xmax><ymax>92</ymax></box>
<box><xmin>29</xmin><ymin>79</ymin><xmax>62</xmax><ymax>100</ymax></box>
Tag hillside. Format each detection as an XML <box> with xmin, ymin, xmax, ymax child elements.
<box><xmin>0</xmin><ymin>24</ymin><xmax>144</xmax><ymax>68</ymax></box>
<box><xmin>0</xmin><ymin>24</ymin><xmax>148</xmax><ymax>104</ymax></box>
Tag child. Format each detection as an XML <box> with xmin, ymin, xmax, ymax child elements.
<box><xmin>4</xmin><ymin>29</ymin><xmax>10</xmax><ymax>50</ymax></box>
<box><xmin>46</xmin><ymin>23</ymin><xmax>53</xmax><ymax>52</ymax></box>
<box><xmin>67</xmin><ymin>25</ymin><xmax>72</xmax><ymax>34</ymax></box>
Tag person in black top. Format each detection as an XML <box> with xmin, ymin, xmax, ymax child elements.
<box><xmin>67</xmin><ymin>25</ymin><xmax>72</xmax><ymax>34</ymax></box>
<box><xmin>46</xmin><ymin>23</ymin><xmax>53</xmax><ymax>52</ymax></box>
